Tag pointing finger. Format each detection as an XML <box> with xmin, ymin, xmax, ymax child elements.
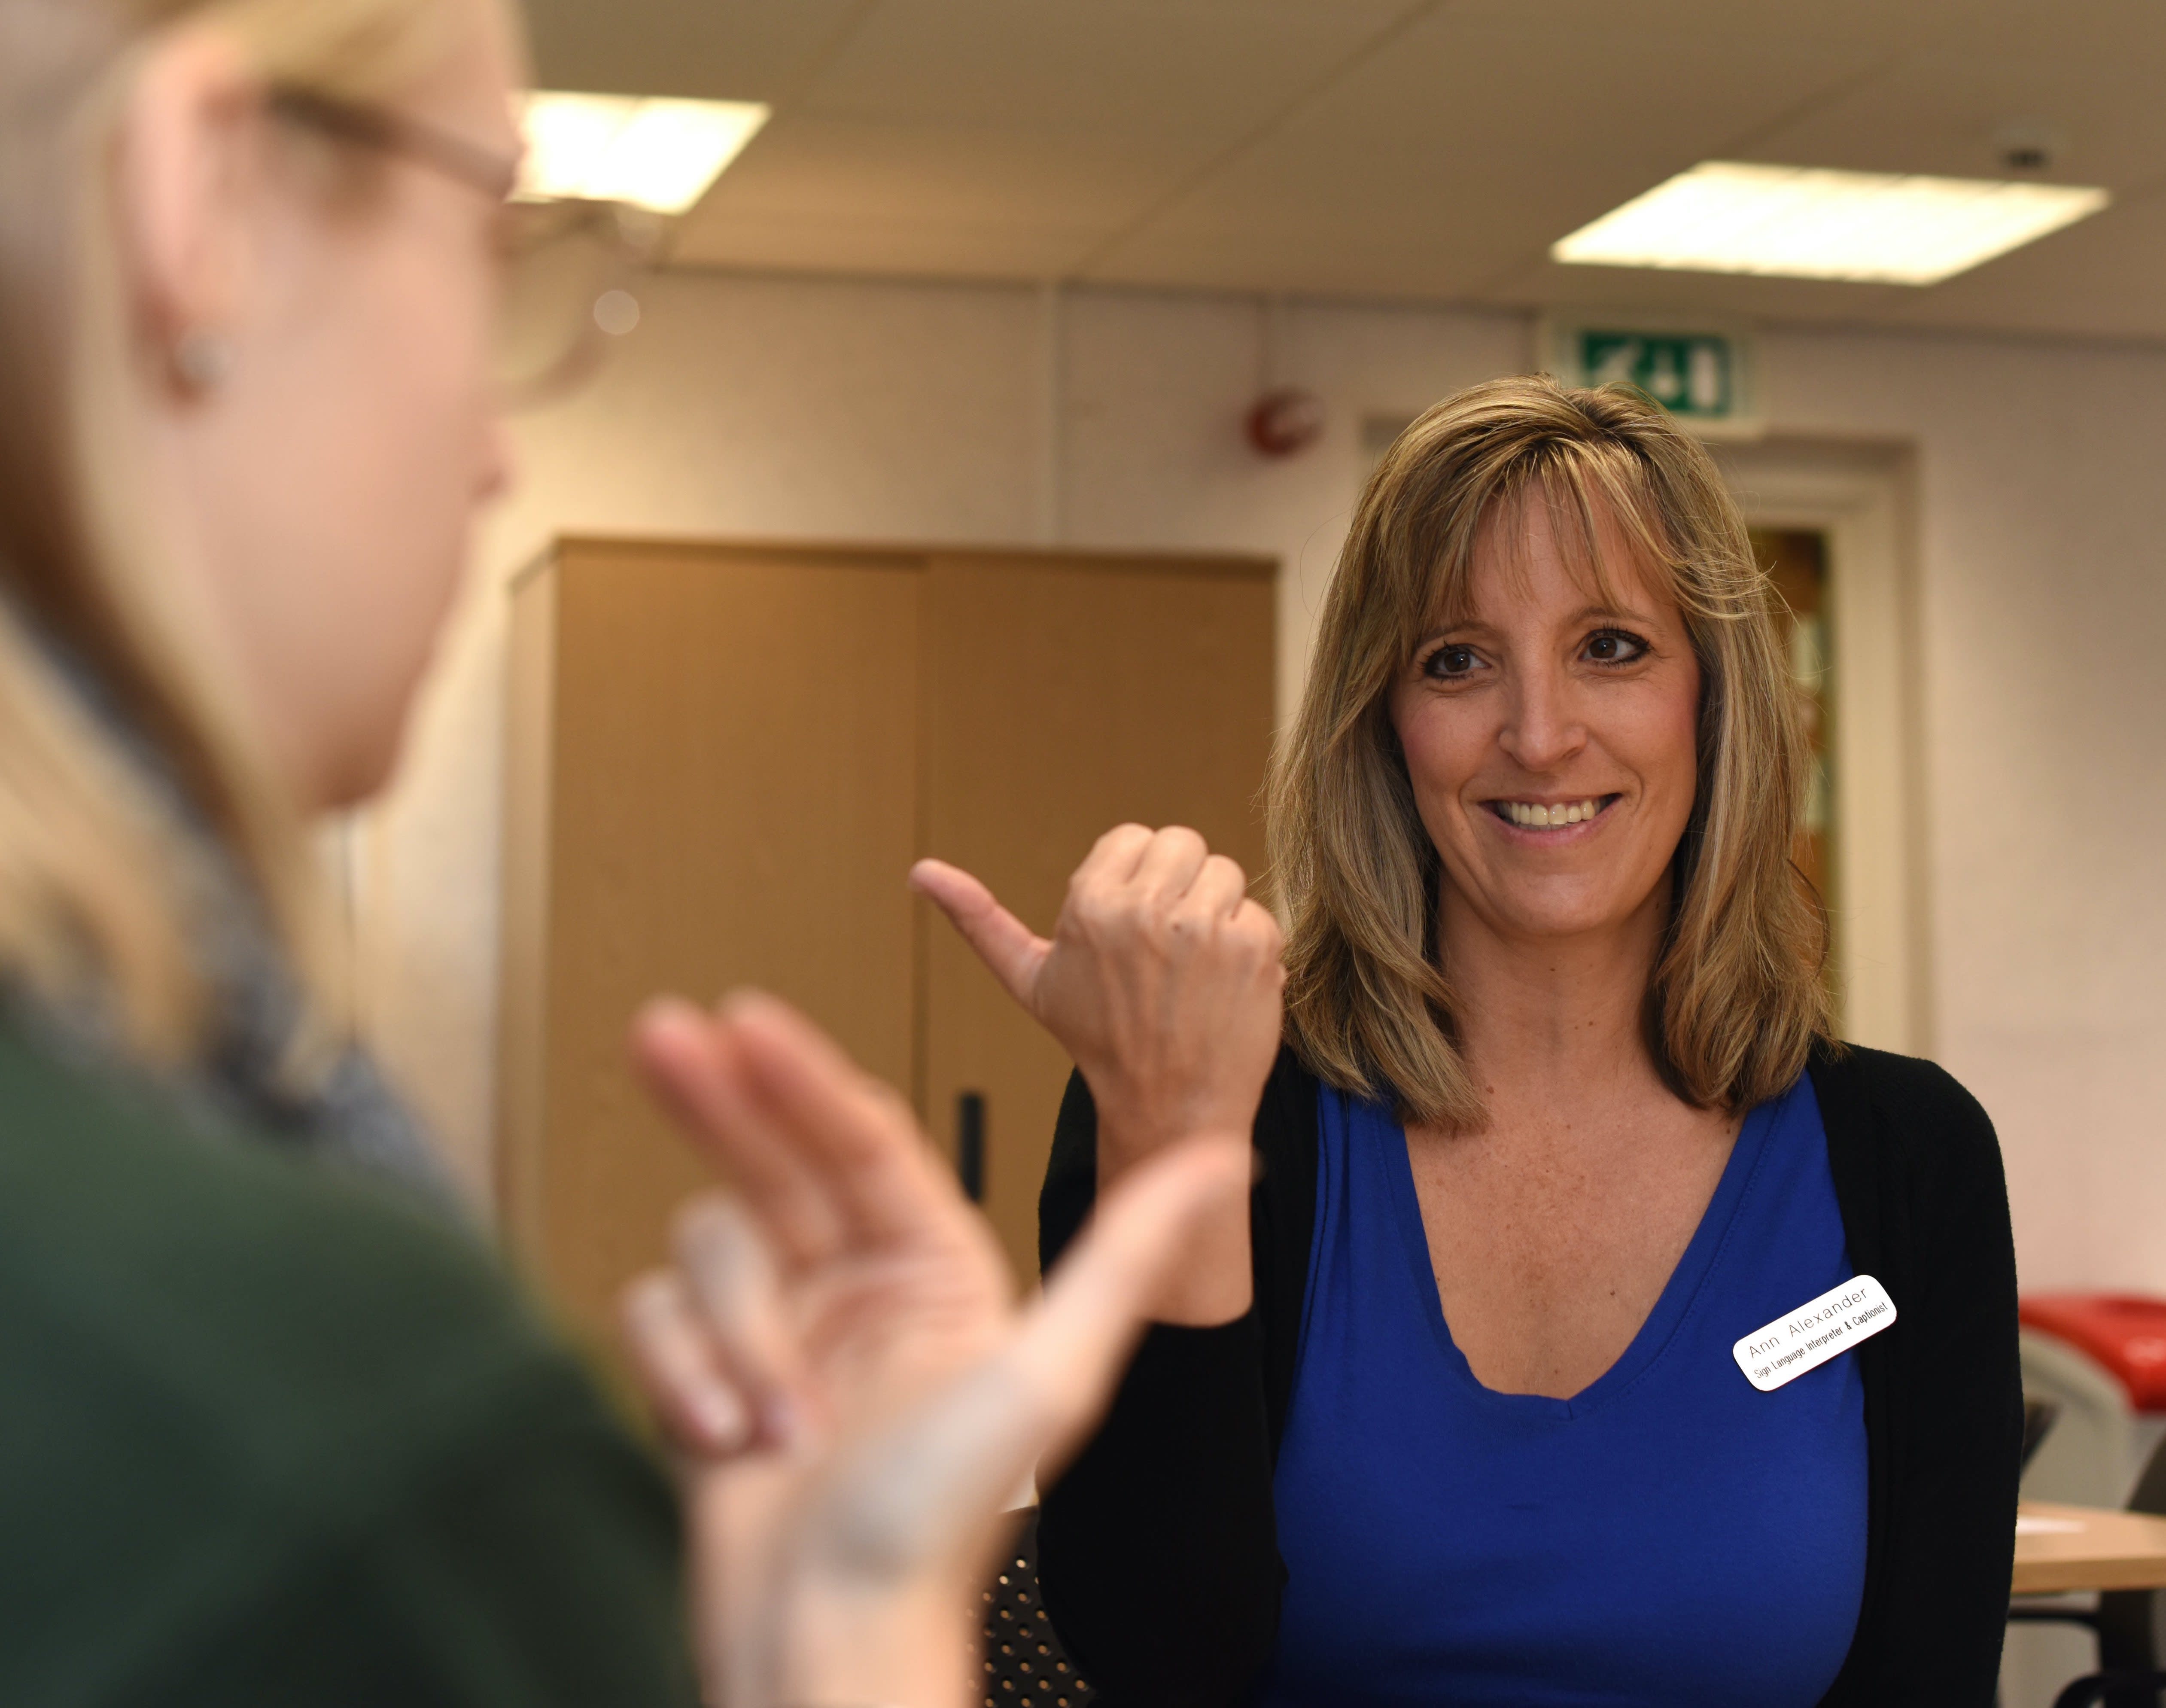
<box><xmin>1011</xmin><ymin>1135</ymin><xmax>1253</xmax><ymax>1476</ymax></box>
<box><xmin>793</xmin><ymin>1137</ymin><xmax>1249</xmax><ymax>1584</ymax></box>
<box><xmin>718</xmin><ymin>991</ymin><xmax>981</xmax><ymax>1254</ymax></box>
<box><xmin>632</xmin><ymin>999</ymin><xmax>846</xmax><ymax>1265</ymax></box>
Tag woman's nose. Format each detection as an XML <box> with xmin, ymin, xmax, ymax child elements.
<box><xmin>1497</xmin><ymin>664</ymin><xmax>1588</xmax><ymax>772</ymax></box>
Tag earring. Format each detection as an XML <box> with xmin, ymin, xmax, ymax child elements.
<box><xmin>172</xmin><ymin>328</ymin><xmax>233</xmax><ymax>393</ymax></box>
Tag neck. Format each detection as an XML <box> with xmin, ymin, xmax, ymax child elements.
<box><xmin>1438</xmin><ymin>879</ymin><xmax>1670</xmax><ymax>1107</ymax></box>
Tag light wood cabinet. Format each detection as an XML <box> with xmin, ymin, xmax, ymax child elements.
<box><xmin>499</xmin><ymin>537</ymin><xmax>1275</xmax><ymax>1342</ymax></box>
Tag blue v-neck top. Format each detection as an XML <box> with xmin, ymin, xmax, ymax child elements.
<box><xmin>1249</xmin><ymin>1075</ymin><xmax>1866</xmax><ymax>1707</ymax></box>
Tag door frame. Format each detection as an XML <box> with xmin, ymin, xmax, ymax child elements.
<box><xmin>1715</xmin><ymin>438</ymin><xmax>1929</xmax><ymax>1056</ymax></box>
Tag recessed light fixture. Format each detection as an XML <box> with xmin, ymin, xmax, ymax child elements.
<box><xmin>1551</xmin><ymin>161</ymin><xmax>2109</xmax><ymax>286</ymax></box>
<box><xmin>518</xmin><ymin>93</ymin><xmax>770</xmax><ymax>216</ymax></box>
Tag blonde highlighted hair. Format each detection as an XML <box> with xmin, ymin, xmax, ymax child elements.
<box><xmin>1268</xmin><ymin>375</ymin><xmax>1834</xmax><ymax>1130</ymax></box>
<box><xmin>0</xmin><ymin>0</ymin><xmax>473</xmax><ymax>1058</ymax></box>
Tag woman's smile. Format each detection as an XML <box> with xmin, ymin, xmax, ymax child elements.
<box><xmin>1485</xmin><ymin>793</ymin><xmax>1622</xmax><ymax>834</ymax></box>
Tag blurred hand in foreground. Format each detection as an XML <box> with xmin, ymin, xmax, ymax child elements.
<box><xmin>619</xmin><ymin>992</ymin><xmax>1250</xmax><ymax>1708</ymax></box>
<box><xmin>910</xmin><ymin>825</ymin><xmax>1285</xmax><ymax>1175</ymax></box>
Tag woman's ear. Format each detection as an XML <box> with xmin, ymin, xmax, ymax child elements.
<box><xmin>113</xmin><ymin>27</ymin><xmax>260</xmax><ymax>393</ymax></box>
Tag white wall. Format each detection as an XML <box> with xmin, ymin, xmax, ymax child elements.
<box><xmin>357</xmin><ymin>269</ymin><xmax>2166</xmax><ymax>1299</ymax></box>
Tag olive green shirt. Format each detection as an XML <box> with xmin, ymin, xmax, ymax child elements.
<box><xmin>0</xmin><ymin>1028</ymin><xmax>700</xmax><ymax>1706</ymax></box>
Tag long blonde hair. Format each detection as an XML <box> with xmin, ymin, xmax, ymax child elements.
<box><xmin>0</xmin><ymin>0</ymin><xmax>470</xmax><ymax>1059</ymax></box>
<box><xmin>1269</xmin><ymin>375</ymin><xmax>1834</xmax><ymax>1129</ymax></box>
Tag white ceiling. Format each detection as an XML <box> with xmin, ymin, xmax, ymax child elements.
<box><xmin>523</xmin><ymin>0</ymin><xmax>2166</xmax><ymax>340</ymax></box>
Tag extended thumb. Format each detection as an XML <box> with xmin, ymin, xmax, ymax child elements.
<box><xmin>909</xmin><ymin>859</ymin><xmax>1050</xmax><ymax>1005</ymax></box>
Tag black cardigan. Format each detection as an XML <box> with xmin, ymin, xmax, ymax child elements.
<box><xmin>1038</xmin><ymin>1042</ymin><xmax>2022</xmax><ymax>1708</ymax></box>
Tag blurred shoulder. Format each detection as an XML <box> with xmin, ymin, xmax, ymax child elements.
<box><xmin>0</xmin><ymin>1023</ymin><xmax>550</xmax><ymax>1367</ymax></box>
<box><xmin>0</xmin><ymin>1024</ymin><xmax>654</xmax><ymax>1686</ymax></box>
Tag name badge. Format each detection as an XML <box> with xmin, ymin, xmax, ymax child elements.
<box><xmin>1732</xmin><ymin>1276</ymin><xmax>1897</xmax><ymax>1392</ymax></box>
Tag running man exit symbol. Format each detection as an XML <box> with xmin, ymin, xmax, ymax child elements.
<box><xmin>1581</xmin><ymin>330</ymin><xmax>1734</xmax><ymax>418</ymax></box>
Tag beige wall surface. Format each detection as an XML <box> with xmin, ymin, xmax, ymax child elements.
<box><xmin>355</xmin><ymin>268</ymin><xmax>2166</xmax><ymax>1299</ymax></box>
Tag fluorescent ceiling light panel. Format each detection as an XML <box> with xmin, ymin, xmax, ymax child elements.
<box><xmin>518</xmin><ymin>93</ymin><xmax>770</xmax><ymax>216</ymax></box>
<box><xmin>1551</xmin><ymin>161</ymin><xmax>2109</xmax><ymax>286</ymax></box>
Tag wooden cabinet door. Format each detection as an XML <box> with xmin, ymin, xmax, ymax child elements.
<box><xmin>500</xmin><ymin>540</ymin><xmax>922</xmax><ymax>1344</ymax></box>
<box><xmin>918</xmin><ymin>551</ymin><xmax>1276</xmax><ymax>1282</ymax></box>
<box><xmin>498</xmin><ymin>538</ymin><xmax>1276</xmax><ymax>1337</ymax></box>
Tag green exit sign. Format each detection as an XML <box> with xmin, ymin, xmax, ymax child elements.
<box><xmin>1543</xmin><ymin>316</ymin><xmax>1761</xmax><ymax>437</ymax></box>
<box><xmin>1582</xmin><ymin>331</ymin><xmax>1732</xmax><ymax>416</ymax></box>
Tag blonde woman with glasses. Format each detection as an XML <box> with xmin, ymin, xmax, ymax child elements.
<box><xmin>0</xmin><ymin>1</ymin><xmax>1249</xmax><ymax>1704</ymax></box>
<box><xmin>918</xmin><ymin>377</ymin><xmax>2022</xmax><ymax>1706</ymax></box>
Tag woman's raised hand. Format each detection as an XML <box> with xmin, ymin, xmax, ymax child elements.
<box><xmin>618</xmin><ymin>991</ymin><xmax>1250</xmax><ymax>1708</ymax></box>
<box><xmin>910</xmin><ymin>825</ymin><xmax>1287</xmax><ymax>1180</ymax></box>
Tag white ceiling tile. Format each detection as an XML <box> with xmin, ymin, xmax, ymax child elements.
<box><xmin>1870</xmin><ymin>187</ymin><xmax>2166</xmax><ymax>341</ymax></box>
<box><xmin>1482</xmin><ymin>254</ymin><xmax>1923</xmax><ymax>328</ymax></box>
<box><xmin>530</xmin><ymin>0</ymin><xmax>2166</xmax><ymax>341</ymax></box>
<box><xmin>802</xmin><ymin>0</ymin><xmax>1418</xmax><ymax>138</ymax></box>
<box><xmin>1086</xmin><ymin>8</ymin><xmax>1880</xmax><ymax>294</ymax></box>
<box><xmin>683</xmin><ymin>116</ymin><xmax>1173</xmax><ymax>234</ymax></box>
<box><xmin>1892</xmin><ymin>0</ymin><xmax>2166</xmax><ymax>69</ymax></box>
<box><xmin>672</xmin><ymin>210</ymin><xmax>1107</xmax><ymax>282</ymax></box>
<box><xmin>1743</xmin><ymin>51</ymin><xmax>2166</xmax><ymax>189</ymax></box>
<box><xmin>523</xmin><ymin>0</ymin><xmax>868</xmax><ymax>102</ymax></box>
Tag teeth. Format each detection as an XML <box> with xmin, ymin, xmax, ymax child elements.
<box><xmin>1503</xmin><ymin>798</ymin><xmax>1604</xmax><ymax>828</ymax></box>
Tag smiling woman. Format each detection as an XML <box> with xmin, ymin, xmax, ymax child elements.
<box><xmin>1279</xmin><ymin>377</ymin><xmax>1825</xmax><ymax>1133</ymax></box>
<box><xmin>1017</xmin><ymin>377</ymin><xmax>2025</xmax><ymax>1708</ymax></box>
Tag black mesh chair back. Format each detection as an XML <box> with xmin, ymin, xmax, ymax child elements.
<box><xmin>2016</xmin><ymin>1425</ymin><xmax>2166</xmax><ymax>1708</ymax></box>
<box><xmin>2026</xmin><ymin>1397</ymin><xmax>2063</xmax><ymax>1470</ymax></box>
<box><xmin>2080</xmin><ymin>1435</ymin><xmax>2166</xmax><ymax>1693</ymax></box>
<box><xmin>980</xmin><ymin>1508</ymin><xmax>1097</xmax><ymax>1708</ymax></box>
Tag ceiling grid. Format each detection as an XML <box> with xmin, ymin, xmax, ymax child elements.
<box><xmin>529</xmin><ymin>0</ymin><xmax>2166</xmax><ymax>341</ymax></box>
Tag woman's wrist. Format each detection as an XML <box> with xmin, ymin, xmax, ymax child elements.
<box><xmin>1095</xmin><ymin>1120</ymin><xmax>1254</xmax><ymax>1325</ymax></box>
<box><xmin>774</xmin><ymin>1579</ymin><xmax>970</xmax><ymax>1708</ymax></box>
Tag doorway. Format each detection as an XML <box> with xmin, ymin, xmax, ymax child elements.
<box><xmin>1718</xmin><ymin>441</ymin><xmax>1924</xmax><ymax>1056</ymax></box>
<box><xmin>1751</xmin><ymin>527</ymin><xmax>1837</xmax><ymax>974</ymax></box>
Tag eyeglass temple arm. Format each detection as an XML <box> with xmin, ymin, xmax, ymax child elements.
<box><xmin>266</xmin><ymin>86</ymin><xmax>520</xmax><ymax>204</ymax></box>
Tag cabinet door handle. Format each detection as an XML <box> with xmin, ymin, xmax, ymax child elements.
<box><xmin>955</xmin><ymin>1091</ymin><xmax>986</xmax><ymax>1204</ymax></box>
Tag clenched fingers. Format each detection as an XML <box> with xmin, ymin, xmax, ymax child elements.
<box><xmin>1168</xmin><ymin>853</ymin><xmax>1250</xmax><ymax>928</ymax></box>
<box><xmin>672</xmin><ymin>1192</ymin><xmax>812</xmax><ymax>1445</ymax></box>
<box><xmin>621</xmin><ymin>1268</ymin><xmax>756</xmax><ymax>1455</ymax></box>
<box><xmin>1128</xmin><ymin>826</ymin><xmax>1211</xmax><ymax>907</ymax></box>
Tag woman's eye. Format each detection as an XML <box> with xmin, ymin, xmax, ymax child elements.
<box><xmin>1584</xmin><ymin>629</ymin><xmax>1649</xmax><ymax>665</ymax></box>
<box><xmin>1426</xmin><ymin>645</ymin><xmax>1479</xmax><ymax>679</ymax></box>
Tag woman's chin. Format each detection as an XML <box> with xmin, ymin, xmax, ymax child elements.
<box><xmin>1457</xmin><ymin>882</ymin><xmax>1653</xmax><ymax>947</ymax></box>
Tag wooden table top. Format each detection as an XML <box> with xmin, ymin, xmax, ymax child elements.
<box><xmin>2013</xmin><ymin>1501</ymin><xmax>2166</xmax><ymax>1595</ymax></box>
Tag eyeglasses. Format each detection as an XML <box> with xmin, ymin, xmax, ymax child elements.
<box><xmin>266</xmin><ymin>86</ymin><xmax>661</xmax><ymax>408</ymax></box>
